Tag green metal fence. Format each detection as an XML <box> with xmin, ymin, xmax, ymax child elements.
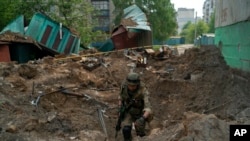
<box><xmin>215</xmin><ymin>21</ymin><xmax>250</xmax><ymax>71</ymax></box>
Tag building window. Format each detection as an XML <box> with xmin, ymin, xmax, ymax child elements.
<box><xmin>100</xmin><ymin>10</ymin><xmax>109</xmax><ymax>16</ymax></box>
<box><xmin>98</xmin><ymin>18</ymin><xmax>109</xmax><ymax>26</ymax></box>
<box><xmin>92</xmin><ymin>1</ymin><xmax>109</xmax><ymax>10</ymax></box>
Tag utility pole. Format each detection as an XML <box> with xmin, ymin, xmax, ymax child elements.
<box><xmin>194</xmin><ymin>11</ymin><xmax>197</xmax><ymax>44</ymax></box>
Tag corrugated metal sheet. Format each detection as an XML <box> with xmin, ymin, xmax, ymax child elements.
<box><xmin>110</xmin><ymin>25</ymin><xmax>152</xmax><ymax>50</ymax></box>
<box><xmin>111</xmin><ymin>25</ymin><xmax>138</xmax><ymax>50</ymax></box>
<box><xmin>200</xmin><ymin>34</ymin><xmax>215</xmax><ymax>45</ymax></box>
<box><xmin>0</xmin><ymin>15</ymin><xmax>24</xmax><ymax>34</ymax></box>
<box><xmin>99</xmin><ymin>4</ymin><xmax>152</xmax><ymax>51</ymax></box>
<box><xmin>25</xmin><ymin>13</ymin><xmax>80</xmax><ymax>54</ymax></box>
<box><xmin>215</xmin><ymin>0</ymin><xmax>250</xmax><ymax>27</ymax></box>
<box><xmin>166</xmin><ymin>36</ymin><xmax>185</xmax><ymax>45</ymax></box>
<box><xmin>215</xmin><ymin>22</ymin><xmax>250</xmax><ymax>71</ymax></box>
<box><xmin>121</xmin><ymin>4</ymin><xmax>151</xmax><ymax>31</ymax></box>
<box><xmin>137</xmin><ymin>30</ymin><xmax>152</xmax><ymax>47</ymax></box>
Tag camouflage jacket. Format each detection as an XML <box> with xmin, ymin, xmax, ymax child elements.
<box><xmin>119</xmin><ymin>81</ymin><xmax>152</xmax><ymax>117</ymax></box>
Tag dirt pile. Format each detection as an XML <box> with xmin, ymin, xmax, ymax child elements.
<box><xmin>0</xmin><ymin>45</ymin><xmax>250</xmax><ymax>141</ymax></box>
<box><xmin>142</xmin><ymin>111</ymin><xmax>229</xmax><ymax>141</ymax></box>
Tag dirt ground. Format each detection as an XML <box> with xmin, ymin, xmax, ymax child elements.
<box><xmin>0</xmin><ymin>45</ymin><xmax>250</xmax><ymax>141</ymax></box>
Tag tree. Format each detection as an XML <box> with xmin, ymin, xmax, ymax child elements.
<box><xmin>0</xmin><ymin>0</ymin><xmax>54</xmax><ymax>29</ymax></box>
<box><xmin>46</xmin><ymin>0</ymin><xmax>102</xmax><ymax>46</ymax></box>
<box><xmin>196</xmin><ymin>20</ymin><xmax>209</xmax><ymax>37</ymax></box>
<box><xmin>180</xmin><ymin>21</ymin><xmax>192</xmax><ymax>37</ymax></box>
<box><xmin>208</xmin><ymin>12</ymin><xmax>215</xmax><ymax>33</ymax></box>
<box><xmin>0</xmin><ymin>0</ymin><xmax>105</xmax><ymax>47</ymax></box>
<box><xmin>180</xmin><ymin>20</ymin><xmax>209</xmax><ymax>43</ymax></box>
<box><xmin>0</xmin><ymin>1</ymin><xmax>22</xmax><ymax>30</ymax></box>
<box><xmin>112</xmin><ymin>0</ymin><xmax>177</xmax><ymax>42</ymax></box>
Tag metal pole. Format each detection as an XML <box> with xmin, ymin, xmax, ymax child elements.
<box><xmin>194</xmin><ymin>11</ymin><xmax>197</xmax><ymax>44</ymax></box>
<box><xmin>98</xmin><ymin>108</ymin><xmax>108</xmax><ymax>140</ymax></box>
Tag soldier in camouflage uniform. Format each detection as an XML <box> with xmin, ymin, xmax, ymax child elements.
<box><xmin>118</xmin><ymin>72</ymin><xmax>153</xmax><ymax>141</ymax></box>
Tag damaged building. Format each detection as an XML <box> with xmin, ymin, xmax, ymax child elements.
<box><xmin>0</xmin><ymin>13</ymin><xmax>80</xmax><ymax>63</ymax></box>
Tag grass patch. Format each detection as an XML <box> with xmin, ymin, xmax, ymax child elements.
<box><xmin>152</xmin><ymin>45</ymin><xmax>161</xmax><ymax>51</ymax></box>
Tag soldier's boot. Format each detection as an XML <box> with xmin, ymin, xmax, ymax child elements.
<box><xmin>122</xmin><ymin>126</ymin><xmax>132</xmax><ymax>141</ymax></box>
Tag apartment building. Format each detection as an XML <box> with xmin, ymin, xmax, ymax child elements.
<box><xmin>91</xmin><ymin>0</ymin><xmax>114</xmax><ymax>33</ymax></box>
<box><xmin>203</xmin><ymin>0</ymin><xmax>215</xmax><ymax>23</ymax></box>
<box><xmin>176</xmin><ymin>8</ymin><xmax>195</xmax><ymax>34</ymax></box>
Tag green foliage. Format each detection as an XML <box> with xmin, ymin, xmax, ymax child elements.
<box><xmin>112</xmin><ymin>0</ymin><xmax>131</xmax><ymax>25</ymax></box>
<box><xmin>181</xmin><ymin>21</ymin><xmax>192</xmax><ymax>31</ymax></box>
<box><xmin>45</xmin><ymin>0</ymin><xmax>102</xmax><ymax>46</ymax></box>
<box><xmin>180</xmin><ymin>21</ymin><xmax>192</xmax><ymax>37</ymax></box>
<box><xmin>180</xmin><ymin>20</ymin><xmax>209</xmax><ymax>43</ymax></box>
<box><xmin>196</xmin><ymin>20</ymin><xmax>209</xmax><ymax>36</ymax></box>
<box><xmin>152</xmin><ymin>45</ymin><xmax>161</xmax><ymax>51</ymax></box>
<box><xmin>208</xmin><ymin>12</ymin><xmax>215</xmax><ymax>33</ymax></box>
<box><xmin>0</xmin><ymin>0</ymin><xmax>105</xmax><ymax>47</ymax></box>
<box><xmin>112</xmin><ymin>0</ymin><xmax>177</xmax><ymax>42</ymax></box>
<box><xmin>0</xmin><ymin>1</ymin><xmax>22</xmax><ymax>30</ymax></box>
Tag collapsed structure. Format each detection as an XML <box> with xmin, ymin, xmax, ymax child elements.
<box><xmin>0</xmin><ymin>13</ymin><xmax>80</xmax><ymax>63</ymax></box>
<box><xmin>98</xmin><ymin>4</ymin><xmax>152</xmax><ymax>52</ymax></box>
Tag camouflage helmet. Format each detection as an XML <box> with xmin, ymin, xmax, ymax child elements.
<box><xmin>126</xmin><ymin>72</ymin><xmax>140</xmax><ymax>85</ymax></box>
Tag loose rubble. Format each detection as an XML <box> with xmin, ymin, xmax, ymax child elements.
<box><xmin>0</xmin><ymin>45</ymin><xmax>250</xmax><ymax>141</ymax></box>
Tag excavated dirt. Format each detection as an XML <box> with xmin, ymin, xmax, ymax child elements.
<box><xmin>0</xmin><ymin>46</ymin><xmax>250</xmax><ymax>141</ymax></box>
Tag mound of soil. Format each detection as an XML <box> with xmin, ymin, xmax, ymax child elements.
<box><xmin>0</xmin><ymin>45</ymin><xmax>250</xmax><ymax>141</ymax></box>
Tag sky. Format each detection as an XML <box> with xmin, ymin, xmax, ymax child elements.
<box><xmin>170</xmin><ymin>0</ymin><xmax>206</xmax><ymax>17</ymax></box>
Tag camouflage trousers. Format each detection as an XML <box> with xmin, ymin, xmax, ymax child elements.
<box><xmin>122</xmin><ymin>113</ymin><xmax>149</xmax><ymax>136</ymax></box>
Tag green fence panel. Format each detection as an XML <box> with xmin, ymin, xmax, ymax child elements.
<box><xmin>215</xmin><ymin>21</ymin><xmax>250</xmax><ymax>71</ymax></box>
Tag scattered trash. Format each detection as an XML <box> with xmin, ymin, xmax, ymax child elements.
<box><xmin>30</xmin><ymin>91</ymin><xmax>45</xmax><ymax>108</ymax></box>
<box><xmin>154</xmin><ymin>46</ymin><xmax>173</xmax><ymax>60</ymax></box>
<box><xmin>81</xmin><ymin>57</ymin><xmax>101</xmax><ymax>71</ymax></box>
